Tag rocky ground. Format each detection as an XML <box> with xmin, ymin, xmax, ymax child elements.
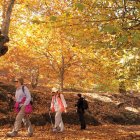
<box><xmin>0</xmin><ymin>82</ymin><xmax>140</xmax><ymax>140</ymax></box>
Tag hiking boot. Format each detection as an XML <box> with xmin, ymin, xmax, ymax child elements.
<box><xmin>52</xmin><ymin>126</ymin><xmax>60</xmax><ymax>132</ymax></box>
<box><xmin>81</xmin><ymin>127</ymin><xmax>86</xmax><ymax>130</ymax></box>
<box><xmin>57</xmin><ymin>130</ymin><xmax>64</xmax><ymax>133</ymax></box>
<box><xmin>52</xmin><ymin>128</ymin><xmax>57</xmax><ymax>132</ymax></box>
<box><xmin>27</xmin><ymin>133</ymin><xmax>33</xmax><ymax>137</ymax></box>
<box><xmin>6</xmin><ymin>131</ymin><xmax>18</xmax><ymax>137</ymax></box>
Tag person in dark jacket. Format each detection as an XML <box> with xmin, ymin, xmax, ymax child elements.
<box><xmin>75</xmin><ymin>93</ymin><xmax>86</xmax><ymax>130</ymax></box>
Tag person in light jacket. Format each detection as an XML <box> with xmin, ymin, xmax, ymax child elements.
<box><xmin>50</xmin><ymin>87</ymin><xmax>67</xmax><ymax>132</ymax></box>
<box><xmin>6</xmin><ymin>78</ymin><xmax>33</xmax><ymax>137</ymax></box>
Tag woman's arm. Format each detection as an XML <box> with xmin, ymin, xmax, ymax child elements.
<box><xmin>60</xmin><ymin>94</ymin><xmax>67</xmax><ymax>108</ymax></box>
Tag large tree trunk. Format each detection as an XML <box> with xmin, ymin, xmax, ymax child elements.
<box><xmin>0</xmin><ymin>0</ymin><xmax>15</xmax><ymax>56</ymax></box>
<box><xmin>59</xmin><ymin>69</ymin><xmax>64</xmax><ymax>92</ymax></box>
<box><xmin>30</xmin><ymin>67</ymin><xmax>39</xmax><ymax>89</ymax></box>
<box><xmin>119</xmin><ymin>81</ymin><xmax>126</xmax><ymax>94</ymax></box>
<box><xmin>59</xmin><ymin>54</ymin><xmax>65</xmax><ymax>92</ymax></box>
<box><xmin>1</xmin><ymin>0</ymin><xmax>15</xmax><ymax>36</ymax></box>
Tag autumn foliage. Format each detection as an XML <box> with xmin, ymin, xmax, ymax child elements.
<box><xmin>0</xmin><ymin>0</ymin><xmax>139</xmax><ymax>92</ymax></box>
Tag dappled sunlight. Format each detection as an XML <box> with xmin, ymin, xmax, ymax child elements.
<box><xmin>0</xmin><ymin>83</ymin><xmax>140</xmax><ymax>139</ymax></box>
<box><xmin>85</xmin><ymin>92</ymin><xmax>140</xmax><ymax>114</ymax></box>
<box><xmin>0</xmin><ymin>0</ymin><xmax>140</xmax><ymax>140</ymax></box>
<box><xmin>125</xmin><ymin>107</ymin><xmax>139</xmax><ymax>113</ymax></box>
<box><xmin>86</xmin><ymin>93</ymin><xmax>113</xmax><ymax>103</ymax></box>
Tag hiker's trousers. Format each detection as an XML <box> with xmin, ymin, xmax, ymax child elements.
<box><xmin>55</xmin><ymin>111</ymin><xmax>64</xmax><ymax>131</ymax></box>
<box><xmin>13</xmin><ymin>106</ymin><xmax>33</xmax><ymax>133</ymax></box>
<box><xmin>78</xmin><ymin>111</ymin><xmax>86</xmax><ymax>129</ymax></box>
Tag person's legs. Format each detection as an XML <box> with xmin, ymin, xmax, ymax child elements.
<box><xmin>7</xmin><ymin>106</ymin><xmax>25</xmax><ymax>137</ymax></box>
<box><xmin>53</xmin><ymin>111</ymin><xmax>63</xmax><ymax>132</ymax></box>
<box><xmin>22</xmin><ymin>115</ymin><xmax>33</xmax><ymax>136</ymax></box>
<box><xmin>54</xmin><ymin>111</ymin><xmax>61</xmax><ymax>128</ymax></box>
<box><xmin>78</xmin><ymin>112</ymin><xmax>86</xmax><ymax>129</ymax></box>
<box><xmin>14</xmin><ymin>106</ymin><xmax>25</xmax><ymax>131</ymax></box>
<box><xmin>81</xmin><ymin>114</ymin><xmax>86</xmax><ymax>129</ymax></box>
<box><xmin>59</xmin><ymin>117</ymin><xmax>64</xmax><ymax>132</ymax></box>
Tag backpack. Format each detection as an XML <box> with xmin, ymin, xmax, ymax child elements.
<box><xmin>22</xmin><ymin>86</ymin><xmax>33</xmax><ymax>105</ymax></box>
<box><xmin>83</xmin><ymin>99</ymin><xmax>89</xmax><ymax>110</ymax></box>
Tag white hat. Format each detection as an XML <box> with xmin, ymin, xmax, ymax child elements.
<box><xmin>52</xmin><ymin>87</ymin><xmax>59</xmax><ymax>93</ymax></box>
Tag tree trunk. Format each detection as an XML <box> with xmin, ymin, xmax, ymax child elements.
<box><xmin>59</xmin><ymin>54</ymin><xmax>65</xmax><ymax>92</ymax></box>
<box><xmin>0</xmin><ymin>0</ymin><xmax>15</xmax><ymax>56</ymax></box>
<box><xmin>1</xmin><ymin>0</ymin><xmax>15</xmax><ymax>36</ymax></box>
<box><xmin>119</xmin><ymin>81</ymin><xmax>126</xmax><ymax>94</ymax></box>
<box><xmin>59</xmin><ymin>69</ymin><xmax>64</xmax><ymax>92</ymax></box>
<box><xmin>30</xmin><ymin>67</ymin><xmax>39</xmax><ymax>89</ymax></box>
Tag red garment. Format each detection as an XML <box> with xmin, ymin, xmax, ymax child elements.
<box><xmin>14</xmin><ymin>97</ymin><xmax>32</xmax><ymax>114</ymax></box>
<box><xmin>51</xmin><ymin>94</ymin><xmax>65</xmax><ymax>112</ymax></box>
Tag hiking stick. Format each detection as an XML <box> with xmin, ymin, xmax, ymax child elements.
<box><xmin>49</xmin><ymin>111</ymin><xmax>54</xmax><ymax>128</ymax></box>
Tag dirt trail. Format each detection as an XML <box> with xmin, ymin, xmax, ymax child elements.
<box><xmin>0</xmin><ymin>124</ymin><xmax>140</xmax><ymax>140</ymax></box>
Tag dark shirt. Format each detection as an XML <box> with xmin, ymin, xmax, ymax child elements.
<box><xmin>76</xmin><ymin>97</ymin><xmax>84</xmax><ymax>113</ymax></box>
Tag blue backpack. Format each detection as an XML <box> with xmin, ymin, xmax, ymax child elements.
<box><xmin>22</xmin><ymin>86</ymin><xmax>33</xmax><ymax>105</ymax></box>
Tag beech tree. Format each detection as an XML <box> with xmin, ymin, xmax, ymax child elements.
<box><xmin>0</xmin><ymin>0</ymin><xmax>15</xmax><ymax>56</ymax></box>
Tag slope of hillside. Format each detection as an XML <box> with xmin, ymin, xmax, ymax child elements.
<box><xmin>0</xmin><ymin>82</ymin><xmax>140</xmax><ymax>126</ymax></box>
<box><xmin>0</xmin><ymin>82</ymin><xmax>140</xmax><ymax>139</ymax></box>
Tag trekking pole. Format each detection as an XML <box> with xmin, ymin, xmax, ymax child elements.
<box><xmin>49</xmin><ymin>111</ymin><xmax>53</xmax><ymax>128</ymax></box>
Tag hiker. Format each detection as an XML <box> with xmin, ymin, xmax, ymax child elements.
<box><xmin>50</xmin><ymin>87</ymin><xmax>67</xmax><ymax>132</ymax></box>
<box><xmin>75</xmin><ymin>93</ymin><xmax>86</xmax><ymax>130</ymax></box>
<box><xmin>7</xmin><ymin>78</ymin><xmax>33</xmax><ymax>137</ymax></box>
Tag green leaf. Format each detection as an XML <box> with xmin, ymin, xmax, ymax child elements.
<box><xmin>103</xmin><ymin>25</ymin><xmax>117</xmax><ymax>34</ymax></box>
<box><xmin>50</xmin><ymin>16</ymin><xmax>57</xmax><ymax>21</ymax></box>
<box><xmin>117</xmin><ymin>35</ymin><xmax>128</xmax><ymax>44</ymax></box>
<box><xmin>132</xmin><ymin>32</ymin><xmax>140</xmax><ymax>42</ymax></box>
<box><xmin>75</xmin><ymin>3</ymin><xmax>85</xmax><ymax>11</ymax></box>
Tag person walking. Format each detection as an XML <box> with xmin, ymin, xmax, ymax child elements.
<box><xmin>50</xmin><ymin>87</ymin><xmax>67</xmax><ymax>132</ymax></box>
<box><xmin>6</xmin><ymin>78</ymin><xmax>33</xmax><ymax>137</ymax></box>
<box><xmin>75</xmin><ymin>93</ymin><xmax>86</xmax><ymax>130</ymax></box>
